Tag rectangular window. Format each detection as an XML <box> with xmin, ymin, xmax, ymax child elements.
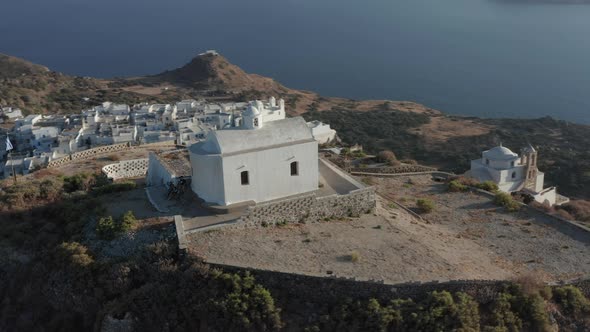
<box><xmin>290</xmin><ymin>161</ymin><xmax>299</xmax><ymax>176</ymax></box>
<box><xmin>241</xmin><ymin>171</ymin><xmax>249</xmax><ymax>185</ymax></box>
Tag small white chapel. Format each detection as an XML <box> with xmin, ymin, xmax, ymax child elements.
<box><xmin>467</xmin><ymin>144</ymin><xmax>568</xmax><ymax>206</ymax></box>
<box><xmin>189</xmin><ymin>98</ymin><xmax>319</xmax><ymax>206</ymax></box>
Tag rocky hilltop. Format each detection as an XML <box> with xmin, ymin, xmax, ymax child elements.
<box><xmin>1</xmin><ymin>52</ymin><xmax>589</xmax><ymax>198</ymax></box>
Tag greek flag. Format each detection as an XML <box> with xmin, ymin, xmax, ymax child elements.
<box><xmin>5</xmin><ymin>136</ymin><xmax>13</xmax><ymax>151</ymax></box>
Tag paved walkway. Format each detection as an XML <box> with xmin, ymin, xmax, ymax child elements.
<box><xmin>183</xmin><ymin>212</ymin><xmax>244</xmax><ymax>233</ymax></box>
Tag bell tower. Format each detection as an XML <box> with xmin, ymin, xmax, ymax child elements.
<box><xmin>521</xmin><ymin>144</ymin><xmax>538</xmax><ymax>191</ymax></box>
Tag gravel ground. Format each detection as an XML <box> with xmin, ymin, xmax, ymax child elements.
<box><xmin>188</xmin><ymin>175</ymin><xmax>590</xmax><ymax>283</ymax></box>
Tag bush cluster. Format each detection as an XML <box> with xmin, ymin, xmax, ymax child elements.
<box><xmin>475</xmin><ymin>180</ymin><xmax>499</xmax><ymax>193</ymax></box>
<box><xmin>96</xmin><ymin>211</ymin><xmax>137</xmax><ymax>240</ymax></box>
<box><xmin>494</xmin><ymin>192</ymin><xmax>520</xmax><ymax>212</ymax></box>
<box><xmin>62</xmin><ymin>173</ymin><xmax>93</xmax><ymax>193</ymax></box>
<box><xmin>553</xmin><ymin>285</ymin><xmax>590</xmax><ymax>319</ymax></box>
<box><xmin>447</xmin><ymin>180</ymin><xmax>468</xmax><ymax>192</ymax></box>
<box><xmin>416</xmin><ymin>198</ymin><xmax>435</xmax><ymax>214</ymax></box>
<box><xmin>308</xmin><ymin>291</ymin><xmax>480</xmax><ymax>332</ymax></box>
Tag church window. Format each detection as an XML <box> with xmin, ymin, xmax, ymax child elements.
<box><xmin>241</xmin><ymin>171</ymin><xmax>249</xmax><ymax>185</ymax></box>
<box><xmin>512</xmin><ymin>171</ymin><xmax>516</xmax><ymax>179</ymax></box>
<box><xmin>511</xmin><ymin>161</ymin><xmax>515</xmax><ymax>167</ymax></box>
<box><xmin>290</xmin><ymin>161</ymin><xmax>299</xmax><ymax>176</ymax></box>
<box><xmin>486</xmin><ymin>159</ymin><xmax>489</xmax><ymax>165</ymax></box>
<box><xmin>254</xmin><ymin>118</ymin><xmax>259</xmax><ymax>127</ymax></box>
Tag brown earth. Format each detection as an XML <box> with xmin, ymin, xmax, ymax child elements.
<box><xmin>188</xmin><ymin>175</ymin><xmax>590</xmax><ymax>284</ymax></box>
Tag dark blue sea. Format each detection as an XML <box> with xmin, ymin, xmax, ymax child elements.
<box><xmin>1</xmin><ymin>0</ymin><xmax>590</xmax><ymax>123</ymax></box>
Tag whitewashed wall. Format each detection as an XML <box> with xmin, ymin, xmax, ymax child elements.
<box><xmin>220</xmin><ymin>140</ymin><xmax>318</xmax><ymax>206</ymax></box>
<box><xmin>102</xmin><ymin>158</ymin><xmax>148</xmax><ymax>180</ymax></box>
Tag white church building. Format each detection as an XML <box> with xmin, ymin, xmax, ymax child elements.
<box><xmin>467</xmin><ymin>144</ymin><xmax>568</xmax><ymax>206</ymax></box>
<box><xmin>189</xmin><ymin>99</ymin><xmax>318</xmax><ymax>206</ymax></box>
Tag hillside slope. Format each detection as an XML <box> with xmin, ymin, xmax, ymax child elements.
<box><xmin>0</xmin><ymin>54</ymin><xmax>157</xmax><ymax>114</ymax></box>
<box><xmin>1</xmin><ymin>52</ymin><xmax>589</xmax><ymax>198</ymax></box>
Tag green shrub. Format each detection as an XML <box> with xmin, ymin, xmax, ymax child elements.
<box><xmin>486</xmin><ymin>284</ymin><xmax>551</xmax><ymax>332</ymax></box>
<box><xmin>488</xmin><ymin>292</ymin><xmax>523</xmax><ymax>331</ymax></box>
<box><xmin>494</xmin><ymin>192</ymin><xmax>520</xmax><ymax>212</ymax></box>
<box><xmin>120</xmin><ymin>210</ymin><xmax>137</xmax><ymax>232</ymax></box>
<box><xmin>476</xmin><ymin>181</ymin><xmax>499</xmax><ymax>193</ymax></box>
<box><xmin>62</xmin><ymin>173</ymin><xmax>91</xmax><ymax>193</ymax></box>
<box><xmin>553</xmin><ymin>285</ymin><xmax>590</xmax><ymax>319</ymax></box>
<box><xmin>96</xmin><ymin>211</ymin><xmax>138</xmax><ymax>240</ymax></box>
<box><xmin>55</xmin><ymin>241</ymin><xmax>94</xmax><ymax>268</ymax></box>
<box><xmin>209</xmin><ymin>272</ymin><xmax>283</xmax><ymax>331</ymax></box>
<box><xmin>417</xmin><ymin>198</ymin><xmax>435</xmax><ymax>214</ymax></box>
<box><xmin>448</xmin><ymin>180</ymin><xmax>468</xmax><ymax>192</ymax></box>
<box><xmin>96</xmin><ymin>216</ymin><xmax>118</xmax><ymax>240</ymax></box>
<box><xmin>319</xmin><ymin>291</ymin><xmax>481</xmax><ymax>332</ymax></box>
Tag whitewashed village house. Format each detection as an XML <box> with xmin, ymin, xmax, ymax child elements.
<box><xmin>467</xmin><ymin>144</ymin><xmax>568</xmax><ymax>206</ymax></box>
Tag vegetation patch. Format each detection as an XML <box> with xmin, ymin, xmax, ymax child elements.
<box><xmin>416</xmin><ymin>198</ymin><xmax>435</xmax><ymax>214</ymax></box>
<box><xmin>96</xmin><ymin>211</ymin><xmax>137</xmax><ymax>240</ymax></box>
<box><xmin>494</xmin><ymin>192</ymin><xmax>521</xmax><ymax>212</ymax></box>
<box><xmin>447</xmin><ymin>180</ymin><xmax>468</xmax><ymax>192</ymax></box>
<box><xmin>475</xmin><ymin>180</ymin><xmax>499</xmax><ymax>193</ymax></box>
<box><xmin>92</xmin><ymin>181</ymin><xmax>137</xmax><ymax>195</ymax></box>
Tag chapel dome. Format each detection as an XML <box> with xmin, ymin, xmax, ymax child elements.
<box><xmin>484</xmin><ymin>146</ymin><xmax>518</xmax><ymax>160</ymax></box>
<box><xmin>243</xmin><ymin>104</ymin><xmax>260</xmax><ymax>117</ymax></box>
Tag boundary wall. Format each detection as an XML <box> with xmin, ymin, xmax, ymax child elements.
<box><xmin>207</xmin><ymin>263</ymin><xmax>590</xmax><ymax>305</ymax></box>
<box><xmin>237</xmin><ymin>187</ymin><xmax>376</xmax><ymax>228</ymax></box>
<box><xmin>209</xmin><ymin>263</ymin><xmax>508</xmax><ymax>304</ymax></box>
<box><xmin>102</xmin><ymin>158</ymin><xmax>149</xmax><ymax>180</ymax></box>
<box><xmin>350</xmin><ymin>164</ymin><xmax>436</xmax><ymax>174</ymax></box>
<box><xmin>46</xmin><ymin>141</ymin><xmax>174</xmax><ymax>168</ymax></box>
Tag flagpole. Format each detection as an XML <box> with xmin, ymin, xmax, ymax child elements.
<box><xmin>5</xmin><ymin>135</ymin><xmax>16</xmax><ymax>184</ymax></box>
<box><xmin>9</xmin><ymin>149</ymin><xmax>16</xmax><ymax>184</ymax></box>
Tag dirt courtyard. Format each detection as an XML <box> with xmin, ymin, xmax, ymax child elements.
<box><xmin>188</xmin><ymin>175</ymin><xmax>590</xmax><ymax>284</ymax></box>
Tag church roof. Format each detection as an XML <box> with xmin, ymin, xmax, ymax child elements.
<box><xmin>483</xmin><ymin>145</ymin><xmax>518</xmax><ymax>160</ymax></box>
<box><xmin>191</xmin><ymin>117</ymin><xmax>314</xmax><ymax>156</ymax></box>
<box><xmin>243</xmin><ymin>104</ymin><xmax>260</xmax><ymax>116</ymax></box>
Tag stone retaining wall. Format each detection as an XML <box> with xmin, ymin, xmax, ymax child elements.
<box><xmin>210</xmin><ymin>264</ymin><xmax>590</xmax><ymax>307</ymax></box>
<box><xmin>237</xmin><ymin>187</ymin><xmax>376</xmax><ymax>228</ymax></box>
<box><xmin>210</xmin><ymin>263</ymin><xmax>507</xmax><ymax>304</ymax></box>
<box><xmin>350</xmin><ymin>164</ymin><xmax>436</xmax><ymax>174</ymax></box>
<box><xmin>46</xmin><ymin>141</ymin><xmax>174</xmax><ymax>168</ymax></box>
<box><xmin>102</xmin><ymin>158</ymin><xmax>149</xmax><ymax>180</ymax></box>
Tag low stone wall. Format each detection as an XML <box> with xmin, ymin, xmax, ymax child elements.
<box><xmin>350</xmin><ymin>164</ymin><xmax>436</xmax><ymax>174</ymax></box>
<box><xmin>102</xmin><ymin>158</ymin><xmax>149</xmax><ymax>180</ymax></box>
<box><xmin>210</xmin><ymin>264</ymin><xmax>590</xmax><ymax>308</ymax></box>
<box><xmin>47</xmin><ymin>141</ymin><xmax>175</xmax><ymax>168</ymax></box>
<box><xmin>238</xmin><ymin>187</ymin><xmax>376</xmax><ymax>228</ymax></box>
<box><xmin>210</xmin><ymin>263</ymin><xmax>507</xmax><ymax>304</ymax></box>
<box><xmin>48</xmin><ymin>142</ymin><xmax>132</xmax><ymax>168</ymax></box>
